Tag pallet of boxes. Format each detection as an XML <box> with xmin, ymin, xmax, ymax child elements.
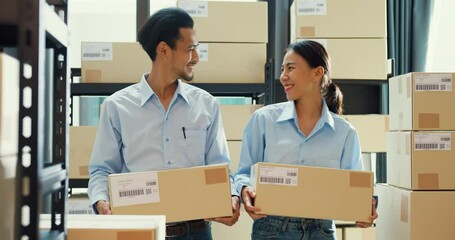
<box><xmin>376</xmin><ymin>72</ymin><xmax>455</xmax><ymax>240</ymax></box>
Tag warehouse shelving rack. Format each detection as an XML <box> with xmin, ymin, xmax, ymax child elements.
<box><xmin>0</xmin><ymin>0</ymin><xmax>69</xmax><ymax>239</ymax></box>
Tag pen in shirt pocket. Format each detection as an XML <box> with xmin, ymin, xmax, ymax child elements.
<box><xmin>182</xmin><ymin>127</ymin><xmax>186</xmax><ymax>139</ymax></box>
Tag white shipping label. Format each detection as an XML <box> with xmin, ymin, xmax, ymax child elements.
<box><xmin>297</xmin><ymin>38</ymin><xmax>328</xmax><ymax>49</ymax></box>
<box><xmin>414</xmin><ymin>133</ymin><xmax>451</xmax><ymax>151</ymax></box>
<box><xmin>259</xmin><ymin>166</ymin><xmax>298</xmax><ymax>186</ymax></box>
<box><xmin>82</xmin><ymin>43</ymin><xmax>113</xmax><ymax>61</ymax></box>
<box><xmin>197</xmin><ymin>43</ymin><xmax>208</xmax><ymax>62</ymax></box>
<box><xmin>110</xmin><ymin>172</ymin><xmax>160</xmax><ymax>207</ymax></box>
<box><xmin>297</xmin><ymin>0</ymin><xmax>327</xmax><ymax>16</ymax></box>
<box><xmin>415</xmin><ymin>73</ymin><xmax>452</xmax><ymax>92</ymax></box>
<box><xmin>178</xmin><ymin>1</ymin><xmax>208</xmax><ymax>18</ymax></box>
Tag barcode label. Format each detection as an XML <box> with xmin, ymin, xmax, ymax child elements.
<box><xmin>82</xmin><ymin>42</ymin><xmax>113</xmax><ymax>61</ymax></box>
<box><xmin>197</xmin><ymin>43</ymin><xmax>209</xmax><ymax>62</ymax></box>
<box><xmin>259</xmin><ymin>166</ymin><xmax>298</xmax><ymax>186</ymax></box>
<box><xmin>178</xmin><ymin>1</ymin><xmax>208</xmax><ymax>18</ymax></box>
<box><xmin>69</xmin><ymin>209</ymin><xmax>92</xmax><ymax>215</ymax></box>
<box><xmin>414</xmin><ymin>133</ymin><xmax>451</xmax><ymax>151</ymax></box>
<box><xmin>415</xmin><ymin>73</ymin><xmax>452</xmax><ymax>92</ymax></box>
<box><xmin>297</xmin><ymin>0</ymin><xmax>327</xmax><ymax>16</ymax></box>
<box><xmin>119</xmin><ymin>189</ymin><xmax>144</xmax><ymax>198</ymax></box>
<box><xmin>110</xmin><ymin>171</ymin><xmax>160</xmax><ymax>207</ymax></box>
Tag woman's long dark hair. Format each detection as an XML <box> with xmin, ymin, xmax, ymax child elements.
<box><xmin>287</xmin><ymin>40</ymin><xmax>344</xmax><ymax>115</ymax></box>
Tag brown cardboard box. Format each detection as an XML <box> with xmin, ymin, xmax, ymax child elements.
<box><xmin>387</xmin><ymin>131</ymin><xmax>455</xmax><ymax>190</ymax></box>
<box><xmin>227</xmin><ymin>141</ymin><xmax>242</xmax><ymax>173</ymax></box>
<box><xmin>109</xmin><ymin>164</ymin><xmax>232</xmax><ymax>223</ymax></box>
<box><xmin>0</xmin><ymin>52</ymin><xmax>19</xmax><ymax>157</ymax></box>
<box><xmin>40</xmin><ymin>214</ymin><xmax>165</xmax><ymax>240</ymax></box>
<box><xmin>221</xmin><ymin>104</ymin><xmax>262</xmax><ymax>141</ymax></box>
<box><xmin>81</xmin><ymin>42</ymin><xmax>151</xmax><ymax>83</ymax></box>
<box><xmin>178</xmin><ymin>1</ymin><xmax>267</xmax><ymax>43</ymax></box>
<box><xmin>343</xmin><ymin>115</ymin><xmax>389</xmax><ymax>153</ymax></box>
<box><xmin>389</xmin><ymin>72</ymin><xmax>455</xmax><ymax>130</ymax></box>
<box><xmin>344</xmin><ymin>227</ymin><xmax>376</xmax><ymax>240</ymax></box>
<box><xmin>291</xmin><ymin>0</ymin><xmax>386</xmax><ymax>39</ymax></box>
<box><xmin>69</xmin><ymin>126</ymin><xmax>97</xmax><ymax>179</ymax></box>
<box><xmin>251</xmin><ymin>162</ymin><xmax>374</xmax><ymax>222</ymax></box>
<box><xmin>376</xmin><ymin>184</ymin><xmax>455</xmax><ymax>240</ymax></box>
<box><xmin>192</xmin><ymin>42</ymin><xmax>266</xmax><ymax>83</ymax></box>
<box><xmin>295</xmin><ymin>38</ymin><xmax>387</xmax><ymax>80</ymax></box>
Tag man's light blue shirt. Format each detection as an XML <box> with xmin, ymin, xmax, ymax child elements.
<box><xmin>234</xmin><ymin>100</ymin><xmax>363</xmax><ymax>194</ymax></box>
<box><xmin>88</xmin><ymin>75</ymin><xmax>236</xmax><ymax>205</ymax></box>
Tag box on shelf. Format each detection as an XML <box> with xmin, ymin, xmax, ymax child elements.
<box><xmin>344</xmin><ymin>227</ymin><xmax>376</xmax><ymax>240</ymax></box>
<box><xmin>227</xmin><ymin>141</ymin><xmax>242</xmax><ymax>173</ymax></box>
<box><xmin>251</xmin><ymin>162</ymin><xmax>374</xmax><ymax>222</ymax></box>
<box><xmin>387</xmin><ymin>131</ymin><xmax>455</xmax><ymax>190</ymax></box>
<box><xmin>109</xmin><ymin>164</ymin><xmax>232</xmax><ymax>223</ymax></box>
<box><xmin>291</xmin><ymin>0</ymin><xmax>386</xmax><ymax>39</ymax></box>
<box><xmin>191</xmin><ymin>42</ymin><xmax>266</xmax><ymax>83</ymax></box>
<box><xmin>343</xmin><ymin>115</ymin><xmax>389</xmax><ymax>153</ymax></box>
<box><xmin>295</xmin><ymin>38</ymin><xmax>387</xmax><ymax>80</ymax></box>
<box><xmin>178</xmin><ymin>0</ymin><xmax>267</xmax><ymax>43</ymax></box>
<box><xmin>389</xmin><ymin>72</ymin><xmax>455</xmax><ymax>131</ymax></box>
<box><xmin>69</xmin><ymin>126</ymin><xmax>97</xmax><ymax>179</ymax></box>
<box><xmin>376</xmin><ymin>184</ymin><xmax>455</xmax><ymax>240</ymax></box>
<box><xmin>81</xmin><ymin>42</ymin><xmax>151</xmax><ymax>83</ymax></box>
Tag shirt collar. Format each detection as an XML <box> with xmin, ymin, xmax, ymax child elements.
<box><xmin>276</xmin><ymin>99</ymin><xmax>335</xmax><ymax>132</ymax></box>
<box><xmin>140</xmin><ymin>74</ymin><xmax>190</xmax><ymax>106</ymax></box>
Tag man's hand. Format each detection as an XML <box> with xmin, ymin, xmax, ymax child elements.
<box><xmin>242</xmin><ymin>186</ymin><xmax>267</xmax><ymax>220</ymax></box>
<box><xmin>356</xmin><ymin>197</ymin><xmax>378</xmax><ymax>228</ymax></box>
<box><xmin>207</xmin><ymin>196</ymin><xmax>240</xmax><ymax>226</ymax></box>
<box><xmin>96</xmin><ymin>200</ymin><xmax>112</xmax><ymax>215</ymax></box>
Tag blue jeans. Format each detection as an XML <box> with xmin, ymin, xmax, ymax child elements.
<box><xmin>165</xmin><ymin>221</ymin><xmax>212</xmax><ymax>240</ymax></box>
<box><xmin>252</xmin><ymin>216</ymin><xmax>336</xmax><ymax>240</ymax></box>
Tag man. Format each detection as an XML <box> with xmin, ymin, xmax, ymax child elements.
<box><xmin>87</xmin><ymin>8</ymin><xmax>240</xmax><ymax>239</ymax></box>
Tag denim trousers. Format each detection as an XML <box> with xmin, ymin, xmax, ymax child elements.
<box><xmin>252</xmin><ymin>216</ymin><xmax>336</xmax><ymax>240</ymax></box>
<box><xmin>165</xmin><ymin>221</ymin><xmax>212</xmax><ymax>240</ymax></box>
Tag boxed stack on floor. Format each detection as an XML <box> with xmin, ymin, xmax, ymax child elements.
<box><xmin>377</xmin><ymin>72</ymin><xmax>455</xmax><ymax>240</ymax></box>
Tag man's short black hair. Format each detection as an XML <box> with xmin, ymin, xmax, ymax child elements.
<box><xmin>137</xmin><ymin>7</ymin><xmax>194</xmax><ymax>61</ymax></box>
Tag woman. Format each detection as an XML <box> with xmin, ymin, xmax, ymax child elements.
<box><xmin>234</xmin><ymin>40</ymin><xmax>377</xmax><ymax>240</ymax></box>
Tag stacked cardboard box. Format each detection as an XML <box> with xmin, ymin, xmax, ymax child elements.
<box><xmin>343</xmin><ymin>115</ymin><xmax>389</xmax><ymax>153</ymax></box>
<box><xmin>290</xmin><ymin>0</ymin><xmax>387</xmax><ymax>80</ymax></box>
<box><xmin>178</xmin><ymin>0</ymin><xmax>268</xmax><ymax>83</ymax></box>
<box><xmin>69</xmin><ymin>126</ymin><xmax>97</xmax><ymax>179</ymax></box>
<box><xmin>377</xmin><ymin>72</ymin><xmax>455</xmax><ymax>240</ymax></box>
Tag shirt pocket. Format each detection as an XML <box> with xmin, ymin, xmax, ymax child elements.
<box><xmin>179</xmin><ymin>129</ymin><xmax>207</xmax><ymax>166</ymax></box>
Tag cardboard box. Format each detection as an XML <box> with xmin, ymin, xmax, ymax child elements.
<box><xmin>0</xmin><ymin>52</ymin><xmax>19</xmax><ymax>157</ymax></box>
<box><xmin>251</xmin><ymin>162</ymin><xmax>374</xmax><ymax>222</ymax></box>
<box><xmin>387</xmin><ymin>131</ymin><xmax>455</xmax><ymax>190</ymax></box>
<box><xmin>81</xmin><ymin>42</ymin><xmax>151</xmax><ymax>83</ymax></box>
<box><xmin>0</xmin><ymin>156</ymin><xmax>16</xmax><ymax>240</ymax></box>
<box><xmin>192</xmin><ymin>42</ymin><xmax>266</xmax><ymax>83</ymax></box>
<box><xmin>178</xmin><ymin>1</ymin><xmax>267</xmax><ymax>43</ymax></box>
<box><xmin>109</xmin><ymin>164</ymin><xmax>232</xmax><ymax>223</ymax></box>
<box><xmin>295</xmin><ymin>38</ymin><xmax>387</xmax><ymax>80</ymax></box>
<box><xmin>389</xmin><ymin>72</ymin><xmax>455</xmax><ymax>131</ymax></box>
<box><xmin>227</xmin><ymin>141</ymin><xmax>242</xmax><ymax>173</ymax></box>
<box><xmin>376</xmin><ymin>184</ymin><xmax>455</xmax><ymax>240</ymax></box>
<box><xmin>68</xmin><ymin>194</ymin><xmax>94</xmax><ymax>215</ymax></box>
<box><xmin>40</xmin><ymin>214</ymin><xmax>165</xmax><ymax>240</ymax></box>
<box><xmin>69</xmin><ymin>126</ymin><xmax>97</xmax><ymax>179</ymax></box>
<box><xmin>344</xmin><ymin>227</ymin><xmax>376</xmax><ymax>240</ymax></box>
<box><xmin>343</xmin><ymin>115</ymin><xmax>389</xmax><ymax>153</ymax></box>
<box><xmin>221</xmin><ymin>104</ymin><xmax>262</xmax><ymax>140</ymax></box>
<box><xmin>291</xmin><ymin>0</ymin><xmax>386</xmax><ymax>39</ymax></box>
